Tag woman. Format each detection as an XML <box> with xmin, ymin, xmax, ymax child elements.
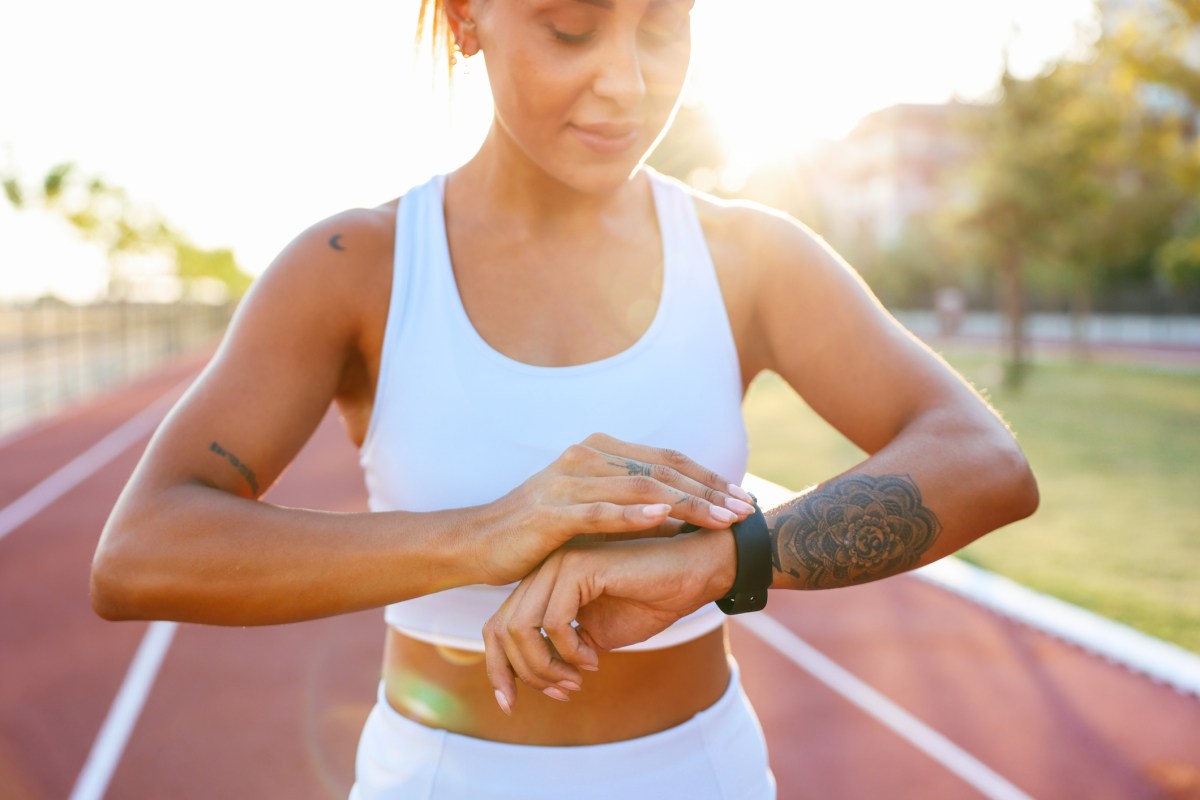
<box><xmin>91</xmin><ymin>0</ymin><xmax>1039</xmax><ymax>797</ymax></box>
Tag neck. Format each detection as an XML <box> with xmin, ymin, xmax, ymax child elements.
<box><xmin>450</xmin><ymin>120</ymin><xmax>648</xmax><ymax>233</ymax></box>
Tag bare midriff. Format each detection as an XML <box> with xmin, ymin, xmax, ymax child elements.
<box><xmin>382</xmin><ymin>624</ymin><xmax>731</xmax><ymax>746</ymax></box>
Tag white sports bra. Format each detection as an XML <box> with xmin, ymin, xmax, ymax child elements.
<box><xmin>358</xmin><ymin>169</ymin><xmax>748</xmax><ymax>652</ymax></box>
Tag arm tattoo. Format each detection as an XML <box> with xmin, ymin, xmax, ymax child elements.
<box><xmin>769</xmin><ymin>474</ymin><xmax>941</xmax><ymax>589</ymax></box>
<box><xmin>209</xmin><ymin>441</ymin><xmax>260</xmax><ymax>495</ymax></box>
<box><xmin>328</xmin><ymin>233</ymin><xmax>346</xmax><ymax>251</ymax></box>
<box><xmin>606</xmin><ymin>457</ymin><xmax>653</xmax><ymax>477</ymax></box>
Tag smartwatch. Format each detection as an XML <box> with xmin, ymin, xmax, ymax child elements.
<box><xmin>715</xmin><ymin>493</ymin><xmax>772</xmax><ymax>614</ymax></box>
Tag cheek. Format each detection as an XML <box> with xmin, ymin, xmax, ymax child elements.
<box><xmin>645</xmin><ymin>43</ymin><xmax>692</xmax><ymax>107</ymax></box>
<box><xmin>492</xmin><ymin>52</ymin><xmax>579</xmax><ymax>126</ymax></box>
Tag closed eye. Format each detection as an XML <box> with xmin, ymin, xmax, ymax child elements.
<box><xmin>553</xmin><ymin>27</ymin><xmax>596</xmax><ymax>44</ymax></box>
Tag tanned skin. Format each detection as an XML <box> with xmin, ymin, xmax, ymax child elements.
<box><xmin>769</xmin><ymin>474</ymin><xmax>941</xmax><ymax>590</ymax></box>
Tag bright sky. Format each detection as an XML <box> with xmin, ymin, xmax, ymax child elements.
<box><xmin>0</xmin><ymin>0</ymin><xmax>1096</xmax><ymax>301</ymax></box>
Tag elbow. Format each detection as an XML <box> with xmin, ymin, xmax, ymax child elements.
<box><xmin>90</xmin><ymin>542</ymin><xmax>140</xmax><ymax>621</ymax></box>
<box><xmin>90</xmin><ymin>512</ymin><xmax>157</xmax><ymax>622</ymax></box>
<box><xmin>998</xmin><ymin>438</ymin><xmax>1039</xmax><ymax>523</ymax></box>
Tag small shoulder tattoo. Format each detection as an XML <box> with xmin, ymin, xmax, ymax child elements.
<box><xmin>328</xmin><ymin>233</ymin><xmax>346</xmax><ymax>252</ymax></box>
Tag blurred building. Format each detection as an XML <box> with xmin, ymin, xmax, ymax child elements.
<box><xmin>804</xmin><ymin>102</ymin><xmax>984</xmax><ymax>249</ymax></box>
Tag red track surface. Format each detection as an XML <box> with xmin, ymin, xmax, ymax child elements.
<box><xmin>2</xmin><ymin>355</ymin><xmax>1199</xmax><ymax>800</ymax></box>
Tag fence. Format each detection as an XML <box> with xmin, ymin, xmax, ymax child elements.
<box><xmin>893</xmin><ymin>311</ymin><xmax>1200</xmax><ymax>349</ymax></box>
<box><xmin>0</xmin><ymin>301</ymin><xmax>234</xmax><ymax>437</ymax></box>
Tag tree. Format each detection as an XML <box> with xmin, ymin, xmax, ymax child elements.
<box><xmin>956</xmin><ymin>66</ymin><xmax>1071</xmax><ymax>388</ymax></box>
<box><xmin>0</xmin><ymin>162</ymin><xmax>253</xmax><ymax>300</ymax></box>
<box><xmin>175</xmin><ymin>242</ymin><xmax>252</xmax><ymax>298</ymax></box>
<box><xmin>958</xmin><ymin>25</ymin><xmax>1198</xmax><ymax>384</ymax></box>
<box><xmin>1104</xmin><ymin>0</ymin><xmax>1200</xmax><ymax>294</ymax></box>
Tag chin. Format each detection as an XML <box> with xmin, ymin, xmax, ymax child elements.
<box><xmin>546</xmin><ymin>140</ymin><xmax>657</xmax><ymax>195</ymax></box>
<box><xmin>559</xmin><ymin>160</ymin><xmax>646</xmax><ymax>194</ymax></box>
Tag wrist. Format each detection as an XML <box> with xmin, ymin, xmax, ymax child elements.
<box><xmin>680</xmin><ymin>527</ymin><xmax>737</xmax><ymax>603</ymax></box>
<box><xmin>460</xmin><ymin>499</ymin><xmax>518</xmax><ymax>586</ymax></box>
<box><xmin>715</xmin><ymin>497</ymin><xmax>772</xmax><ymax>614</ymax></box>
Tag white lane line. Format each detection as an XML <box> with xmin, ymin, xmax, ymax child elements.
<box><xmin>68</xmin><ymin>621</ymin><xmax>179</xmax><ymax>800</ymax></box>
<box><xmin>0</xmin><ymin>380</ymin><xmax>187</xmax><ymax>543</ymax></box>
<box><xmin>737</xmin><ymin>613</ymin><xmax>1034</xmax><ymax>800</ymax></box>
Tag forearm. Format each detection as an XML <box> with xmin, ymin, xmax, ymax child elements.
<box><xmin>476</xmin><ymin>414</ymin><xmax>1037</xmax><ymax>698</ymax></box>
<box><xmin>766</xmin><ymin>407</ymin><xmax>1038</xmax><ymax>591</ymax></box>
<box><xmin>91</xmin><ymin>482</ymin><xmax>493</xmax><ymax>626</ymax></box>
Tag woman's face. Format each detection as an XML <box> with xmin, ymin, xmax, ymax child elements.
<box><xmin>471</xmin><ymin>0</ymin><xmax>695</xmax><ymax>192</ymax></box>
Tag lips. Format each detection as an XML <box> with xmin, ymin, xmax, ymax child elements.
<box><xmin>569</xmin><ymin>122</ymin><xmax>642</xmax><ymax>155</ymax></box>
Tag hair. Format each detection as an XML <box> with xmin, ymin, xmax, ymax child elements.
<box><xmin>417</xmin><ymin>0</ymin><xmax>456</xmax><ymax>77</ymax></box>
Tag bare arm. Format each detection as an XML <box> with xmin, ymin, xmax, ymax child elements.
<box><xmin>90</xmin><ymin>208</ymin><xmax>480</xmax><ymax>625</ymax></box>
<box><xmin>91</xmin><ymin>208</ymin><xmax>752</xmax><ymax>626</ymax></box>
<box><xmin>745</xmin><ymin>208</ymin><xmax>1038</xmax><ymax>589</ymax></box>
<box><xmin>482</xmin><ymin>203</ymin><xmax>1039</xmax><ymax>706</ymax></box>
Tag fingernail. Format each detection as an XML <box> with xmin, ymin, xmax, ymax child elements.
<box><xmin>543</xmin><ymin>687</ymin><xmax>570</xmax><ymax>702</ymax></box>
<box><xmin>728</xmin><ymin>484</ymin><xmax>755</xmax><ymax>503</ymax></box>
<box><xmin>494</xmin><ymin>690</ymin><xmax>512</xmax><ymax>716</ymax></box>
<box><xmin>580</xmin><ymin>664</ymin><xmax>600</xmax><ymax>672</ymax></box>
<box><xmin>642</xmin><ymin>504</ymin><xmax>671</xmax><ymax>520</ymax></box>
<box><xmin>710</xmin><ymin>506</ymin><xmax>738</xmax><ymax>525</ymax></box>
<box><xmin>558</xmin><ymin>680</ymin><xmax>581</xmax><ymax>692</ymax></box>
<box><xmin>725</xmin><ymin>497</ymin><xmax>755</xmax><ymax>516</ymax></box>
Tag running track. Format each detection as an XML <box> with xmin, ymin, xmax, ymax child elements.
<box><xmin>2</xmin><ymin>354</ymin><xmax>1199</xmax><ymax>800</ymax></box>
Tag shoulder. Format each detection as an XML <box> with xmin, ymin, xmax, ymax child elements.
<box><xmin>250</xmin><ymin>202</ymin><xmax>398</xmax><ymax>308</ymax></box>
<box><xmin>212</xmin><ymin>201</ymin><xmax>401</xmax><ymax>370</ymax></box>
<box><xmin>269</xmin><ymin>202</ymin><xmax>398</xmax><ymax>287</ymax></box>
<box><xmin>651</xmin><ymin>172</ymin><xmax>836</xmax><ymax>283</ymax></box>
<box><xmin>653</xmin><ymin>174</ymin><xmax>859</xmax><ymax>363</ymax></box>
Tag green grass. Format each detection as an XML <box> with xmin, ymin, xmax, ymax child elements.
<box><xmin>742</xmin><ymin>351</ymin><xmax>1200</xmax><ymax>653</ymax></box>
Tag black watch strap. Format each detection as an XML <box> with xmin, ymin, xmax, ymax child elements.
<box><xmin>716</xmin><ymin>494</ymin><xmax>772</xmax><ymax>614</ymax></box>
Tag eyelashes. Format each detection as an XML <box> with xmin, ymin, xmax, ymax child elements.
<box><xmin>552</xmin><ymin>27</ymin><xmax>596</xmax><ymax>45</ymax></box>
<box><xmin>551</xmin><ymin>24</ymin><xmax>686</xmax><ymax>47</ymax></box>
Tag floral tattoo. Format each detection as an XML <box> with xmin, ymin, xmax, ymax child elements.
<box><xmin>770</xmin><ymin>474</ymin><xmax>941</xmax><ymax>589</ymax></box>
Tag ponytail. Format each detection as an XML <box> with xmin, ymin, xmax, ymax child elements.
<box><xmin>416</xmin><ymin>0</ymin><xmax>457</xmax><ymax>78</ymax></box>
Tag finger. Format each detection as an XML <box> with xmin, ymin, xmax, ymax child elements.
<box><xmin>582</xmin><ymin>433</ymin><xmax>750</xmax><ymax>500</ymax></box>
<box><xmin>504</xmin><ymin>563</ymin><xmax>586</xmax><ymax>694</ymax></box>
<box><xmin>483</xmin><ymin>619</ymin><xmax>518</xmax><ymax>715</ymax></box>
<box><xmin>560</xmin><ymin>501</ymin><xmax>673</xmax><ymax>535</ymax></box>
<box><xmin>538</xmin><ymin>552</ymin><xmax>600</xmax><ymax>670</ymax></box>
<box><xmin>542</xmin><ymin>581</ymin><xmax>599</xmax><ymax>670</ymax></box>
<box><xmin>501</xmin><ymin>622</ymin><xmax>582</xmax><ymax>698</ymax></box>
<box><xmin>484</xmin><ymin>575</ymin><xmax>542</xmax><ymax>710</ymax></box>
<box><xmin>587</xmin><ymin>516</ymin><xmax>691</xmax><ymax>543</ymax></box>
<box><xmin>578</xmin><ymin>448</ymin><xmax>748</xmax><ymax>522</ymax></box>
<box><xmin>577</xmin><ymin>624</ymin><xmax>601</xmax><ymax>654</ymax></box>
<box><xmin>555</xmin><ymin>441</ymin><xmax>751</xmax><ymax>527</ymax></box>
<box><xmin>593</xmin><ymin>474</ymin><xmax>748</xmax><ymax>528</ymax></box>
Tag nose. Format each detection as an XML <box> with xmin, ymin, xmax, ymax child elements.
<box><xmin>593</xmin><ymin>36</ymin><xmax>646</xmax><ymax>109</ymax></box>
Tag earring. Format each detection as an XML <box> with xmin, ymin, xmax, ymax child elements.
<box><xmin>459</xmin><ymin>19</ymin><xmax>477</xmax><ymax>58</ymax></box>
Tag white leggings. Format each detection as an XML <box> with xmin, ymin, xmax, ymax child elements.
<box><xmin>350</xmin><ymin>659</ymin><xmax>776</xmax><ymax>800</ymax></box>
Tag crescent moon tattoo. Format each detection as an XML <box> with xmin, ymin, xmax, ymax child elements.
<box><xmin>329</xmin><ymin>234</ymin><xmax>346</xmax><ymax>251</ymax></box>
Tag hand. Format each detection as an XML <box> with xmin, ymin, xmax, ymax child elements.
<box><xmin>472</xmin><ymin>432</ymin><xmax>755</xmax><ymax>586</ymax></box>
<box><xmin>482</xmin><ymin>530</ymin><xmax>736</xmax><ymax>713</ymax></box>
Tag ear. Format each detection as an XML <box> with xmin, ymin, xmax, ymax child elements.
<box><xmin>443</xmin><ymin>0</ymin><xmax>481</xmax><ymax>57</ymax></box>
